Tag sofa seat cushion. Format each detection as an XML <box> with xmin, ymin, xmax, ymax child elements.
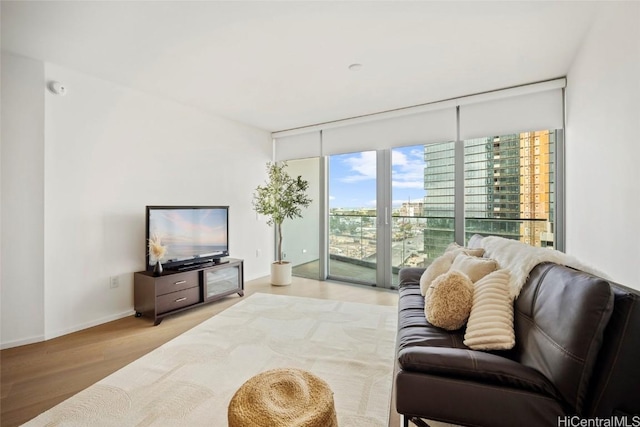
<box><xmin>398</xmin><ymin>284</ymin><xmax>559</xmax><ymax>399</ymax></box>
<box><xmin>397</xmin><ymin>346</ymin><xmax>560</xmax><ymax>398</ymax></box>
<box><xmin>395</xmin><ymin>371</ymin><xmax>565</xmax><ymax>427</ymax></box>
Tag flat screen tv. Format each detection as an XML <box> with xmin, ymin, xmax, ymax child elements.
<box><xmin>146</xmin><ymin>206</ymin><xmax>229</xmax><ymax>271</ymax></box>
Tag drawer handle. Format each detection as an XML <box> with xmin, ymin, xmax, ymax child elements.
<box><xmin>174</xmin><ymin>280</ymin><xmax>187</xmax><ymax>285</ymax></box>
<box><xmin>174</xmin><ymin>297</ymin><xmax>187</xmax><ymax>303</ymax></box>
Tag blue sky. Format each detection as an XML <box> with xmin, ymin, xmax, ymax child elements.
<box><xmin>328</xmin><ymin>145</ymin><xmax>426</xmax><ymax>209</ymax></box>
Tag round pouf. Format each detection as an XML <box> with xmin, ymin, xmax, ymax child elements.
<box><xmin>228</xmin><ymin>368</ymin><xmax>338</xmax><ymax>427</ymax></box>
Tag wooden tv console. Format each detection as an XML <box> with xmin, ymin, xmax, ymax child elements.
<box><xmin>134</xmin><ymin>258</ymin><xmax>244</xmax><ymax>325</ymax></box>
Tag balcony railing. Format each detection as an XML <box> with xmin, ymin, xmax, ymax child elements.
<box><xmin>328</xmin><ymin>212</ymin><xmax>553</xmax><ymax>273</ymax></box>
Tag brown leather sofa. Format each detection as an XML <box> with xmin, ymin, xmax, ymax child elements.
<box><xmin>396</xmin><ymin>262</ymin><xmax>640</xmax><ymax>427</ymax></box>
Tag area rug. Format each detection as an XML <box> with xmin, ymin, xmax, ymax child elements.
<box><xmin>24</xmin><ymin>293</ymin><xmax>398</xmax><ymax>426</ymax></box>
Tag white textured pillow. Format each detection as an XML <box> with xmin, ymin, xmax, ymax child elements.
<box><xmin>450</xmin><ymin>254</ymin><xmax>497</xmax><ymax>283</ymax></box>
<box><xmin>463</xmin><ymin>269</ymin><xmax>515</xmax><ymax>351</ymax></box>
<box><xmin>467</xmin><ymin>234</ymin><xmax>485</xmax><ymax>249</ymax></box>
<box><xmin>420</xmin><ymin>251</ymin><xmax>456</xmax><ymax>296</ymax></box>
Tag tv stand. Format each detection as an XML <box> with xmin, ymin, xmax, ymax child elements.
<box><xmin>134</xmin><ymin>258</ymin><xmax>244</xmax><ymax>325</ymax></box>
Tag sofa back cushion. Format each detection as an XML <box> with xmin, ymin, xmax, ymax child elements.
<box><xmin>583</xmin><ymin>282</ymin><xmax>640</xmax><ymax>417</ymax></box>
<box><xmin>513</xmin><ymin>263</ymin><xmax>614</xmax><ymax>415</ymax></box>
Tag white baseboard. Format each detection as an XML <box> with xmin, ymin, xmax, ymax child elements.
<box><xmin>0</xmin><ymin>310</ymin><xmax>135</xmax><ymax>349</ymax></box>
<box><xmin>1</xmin><ymin>334</ymin><xmax>46</xmax><ymax>350</ymax></box>
<box><xmin>45</xmin><ymin>309</ymin><xmax>136</xmax><ymax>341</ymax></box>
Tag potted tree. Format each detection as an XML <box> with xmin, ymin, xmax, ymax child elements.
<box><xmin>253</xmin><ymin>162</ymin><xmax>312</xmax><ymax>285</ymax></box>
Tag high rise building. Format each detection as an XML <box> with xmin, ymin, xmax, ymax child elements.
<box><xmin>397</xmin><ymin>201</ymin><xmax>424</xmax><ymax>217</ymax></box>
<box><xmin>423</xmin><ymin>131</ymin><xmax>556</xmax><ymax>260</ymax></box>
<box><xmin>519</xmin><ymin>131</ymin><xmax>555</xmax><ymax>247</ymax></box>
<box><xmin>423</xmin><ymin>141</ymin><xmax>455</xmax><ymax>259</ymax></box>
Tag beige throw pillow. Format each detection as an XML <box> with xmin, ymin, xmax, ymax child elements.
<box><xmin>450</xmin><ymin>254</ymin><xmax>497</xmax><ymax>283</ymax></box>
<box><xmin>424</xmin><ymin>271</ymin><xmax>474</xmax><ymax>331</ymax></box>
<box><xmin>420</xmin><ymin>251</ymin><xmax>456</xmax><ymax>296</ymax></box>
<box><xmin>445</xmin><ymin>242</ymin><xmax>485</xmax><ymax>258</ymax></box>
<box><xmin>463</xmin><ymin>269</ymin><xmax>515</xmax><ymax>350</ymax></box>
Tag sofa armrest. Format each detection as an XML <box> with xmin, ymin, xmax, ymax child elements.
<box><xmin>514</xmin><ymin>263</ymin><xmax>614</xmax><ymax>414</ymax></box>
<box><xmin>399</xmin><ymin>267</ymin><xmax>425</xmax><ymax>287</ymax></box>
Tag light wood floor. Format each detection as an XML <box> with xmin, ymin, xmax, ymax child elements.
<box><xmin>0</xmin><ymin>275</ymin><xmax>401</xmax><ymax>427</ymax></box>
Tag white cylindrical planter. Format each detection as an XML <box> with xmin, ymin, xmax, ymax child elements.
<box><xmin>271</xmin><ymin>262</ymin><xmax>292</xmax><ymax>286</ymax></box>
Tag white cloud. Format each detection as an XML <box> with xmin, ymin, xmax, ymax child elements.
<box><xmin>329</xmin><ymin>196</ymin><xmax>336</xmax><ymax>200</ymax></box>
<box><xmin>392</xmin><ymin>148</ymin><xmax>425</xmax><ymax>189</ymax></box>
<box><xmin>340</xmin><ymin>151</ymin><xmax>377</xmax><ymax>183</ymax></box>
<box><xmin>337</xmin><ymin>148</ymin><xmax>426</xmax><ymax>190</ymax></box>
<box><xmin>392</xmin><ymin>150</ymin><xmax>409</xmax><ymax>166</ymax></box>
<box><xmin>392</xmin><ymin>180</ymin><xmax>425</xmax><ymax>189</ymax></box>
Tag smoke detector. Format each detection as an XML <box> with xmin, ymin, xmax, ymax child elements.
<box><xmin>47</xmin><ymin>81</ymin><xmax>67</xmax><ymax>96</ymax></box>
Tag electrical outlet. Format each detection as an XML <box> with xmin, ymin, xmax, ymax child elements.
<box><xmin>256</xmin><ymin>249</ymin><xmax>261</xmax><ymax>258</ymax></box>
<box><xmin>109</xmin><ymin>276</ymin><xmax>120</xmax><ymax>289</ymax></box>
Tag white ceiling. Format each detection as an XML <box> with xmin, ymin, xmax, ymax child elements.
<box><xmin>1</xmin><ymin>1</ymin><xmax>600</xmax><ymax>132</ymax></box>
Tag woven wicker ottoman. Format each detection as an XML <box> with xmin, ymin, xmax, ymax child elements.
<box><xmin>228</xmin><ymin>368</ymin><xmax>338</xmax><ymax>427</ymax></box>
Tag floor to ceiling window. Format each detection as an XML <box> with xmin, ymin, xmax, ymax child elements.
<box><xmin>327</xmin><ymin>151</ymin><xmax>378</xmax><ymax>285</ymax></box>
<box><xmin>422</xmin><ymin>141</ymin><xmax>456</xmax><ymax>261</ymax></box>
<box><xmin>421</xmin><ymin>130</ymin><xmax>560</xmax><ymax>257</ymax></box>
<box><xmin>390</xmin><ymin>145</ymin><xmax>430</xmax><ymax>286</ymax></box>
<box><xmin>283</xmin><ymin>157</ymin><xmax>322</xmax><ymax>280</ymax></box>
<box><xmin>276</xmin><ymin>79</ymin><xmax>566</xmax><ymax>288</ymax></box>
<box><xmin>463</xmin><ymin>130</ymin><xmax>558</xmax><ymax>248</ymax></box>
<box><xmin>288</xmin><ymin>131</ymin><xmax>560</xmax><ymax>287</ymax></box>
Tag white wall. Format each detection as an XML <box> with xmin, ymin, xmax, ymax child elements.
<box><xmin>1</xmin><ymin>52</ymin><xmax>273</xmax><ymax>347</ymax></box>
<box><xmin>1</xmin><ymin>53</ymin><xmax>46</xmax><ymax>347</ymax></box>
<box><xmin>565</xmin><ymin>2</ymin><xmax>640</xmax><ymax>290</ymax></box>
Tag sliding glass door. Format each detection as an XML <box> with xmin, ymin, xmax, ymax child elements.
<box><xmin>326</xmin><ymin>145</ymin><xmax>437</xmax><ymax>288</ymax></box>
<box><xmin>327</xmin><ymin>151</ymin><xmax>378</xmax><ymax>285</ymax></box>
<box><xmin>390</xmin><ymin>145</ymin><xmax>431</xmax><ymax>286</ymax></box>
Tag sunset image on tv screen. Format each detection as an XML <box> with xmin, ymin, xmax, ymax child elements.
<box><xmin>148</xmin><ymin>208</ymin><xmax>227</xmax><ymax>264</ymax></box>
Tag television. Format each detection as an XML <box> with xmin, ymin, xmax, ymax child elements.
<box><xmin>145</xmin><ymin>206</ymin><xmax>229</xmax><ymax>271</ymax></box>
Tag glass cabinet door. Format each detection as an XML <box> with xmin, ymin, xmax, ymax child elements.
<box><xmin>204</xmin><ymin>265</ymin><xmax>239</xmax><ymax>300</ymax></box>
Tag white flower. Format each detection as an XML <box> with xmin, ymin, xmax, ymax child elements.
<box><xmin>148</xmin><ymin>234</ymin><xmax>167</xmax><ymax>262</ymax></box>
